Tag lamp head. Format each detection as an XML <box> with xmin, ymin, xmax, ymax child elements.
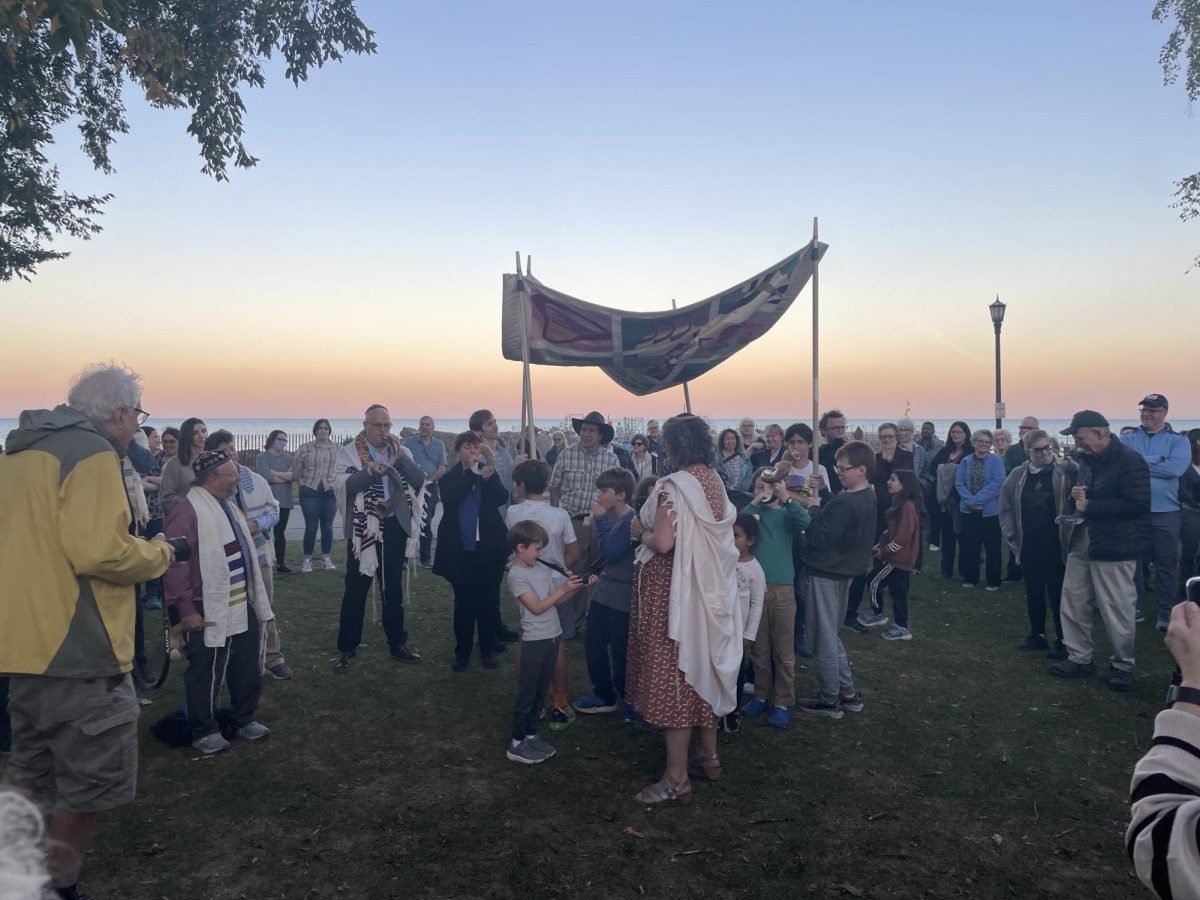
<box><xmin>989</xmin><ymin>295</ymin><xmax>1007</xmax><ymax>326</ymax></box>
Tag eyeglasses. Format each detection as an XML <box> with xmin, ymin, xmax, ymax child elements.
<box><xmin>632</xmin><ymin>441</ymin><xmax>644</xmax><ymax>446</ymax></box>
<box><xmin>128</xmin><ymin>407</ymin><xmax>149</xmax><ymax>425</ymax></box>
<box><xmin>835</xmin><ymin>463</ymin><xmax>861</xmax><ymax>473</ymax></box>
<box><xmin>1030</xmin><ymin>444</ymin><xmax>1054</xmax><ymax>453</ymax></box>
<box><xmin>879</xmin><ymin>434</ymin><xmax>897</xmax><ymax>441</ymax></box>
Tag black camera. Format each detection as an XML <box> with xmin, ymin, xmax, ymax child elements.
<box><xmin>1188</xmin><ymin>576</ymin><xmax>1200</xmax><ymax>604</ymax></box>
<box><xmin>166</xmin><ymin>536</ymin><xmax>192</xmax><ymax>563</ymax></box>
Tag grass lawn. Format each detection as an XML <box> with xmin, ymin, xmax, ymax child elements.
<box><xmin>25</xmin><ymin>544</ymin><xmax>1176</xmax><ymax>899</ymax></box>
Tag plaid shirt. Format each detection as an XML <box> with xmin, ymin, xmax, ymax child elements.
<box><xmin>295</xmin><ymin>440</ymin><xmax>339</xmax><ymax>491</ymax></box>
<box><xmin>549</xmin><ymin>444</ymin><xmax>620</xmax><ymax>516</ymax></box>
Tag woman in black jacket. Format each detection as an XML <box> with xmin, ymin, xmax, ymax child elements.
<box><xmin>434</xmin><ymin>431</ymin><xmax>510</xmax><ymax>671</ymax></box>
<box><xmin>929</xmin><ymin>421</ymin><xmax>972</xmax><ymax>580</ymax></box>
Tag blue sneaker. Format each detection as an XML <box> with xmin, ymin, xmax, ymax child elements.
<box><xmin>857</xmin><ymin>612</ymin><xmax>888</xmax><ymax>628</ymax></box>
<box><xmin>767</xmin><ymin>706</ymin><xmax>791</xmax><ymax>729</ymax></box>
<box><xmin>622</xmin><ymin>703</ymin><xmax>637</xmax><ymax>723</ymax></box>
<box><xmin>574</xmin><ymin>694</ymin><xmax>618</xmax><ymax>715</ymax></box>
<box><xmin>794</xmin><ymin>637</ymin><xmax>813</xmax><ymax>658</ymax></box>
<box><xmin>740</xmin><ymin>697</ymin><xmax>768</xmax><ymax>718</ymax></box>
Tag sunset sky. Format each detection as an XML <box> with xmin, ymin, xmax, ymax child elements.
<box><xmin>3</xmin><ymin>1</ymin><xmax>1196</xmax><ymax>422</ymax></box>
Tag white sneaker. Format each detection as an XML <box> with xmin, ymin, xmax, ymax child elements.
<box><xmin>193</xmin><ymin>732</ymin><xmax>231</xmax><ymax>755</ymax></box>
<box><xmin>237</xmin><ymin>721</ymin><xmax>270</xmax><ymax>741</ymax></box>
<box><xmin>301</xmin><ymin>558</ymin><xmax>313</xmax><ymax>573</ymax></box>
<box><xmin>323</xmin><ymin>557</ymin><xmax>336</xmax><ymax>571</ymax></box>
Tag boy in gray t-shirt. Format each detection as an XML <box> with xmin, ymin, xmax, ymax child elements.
<box><xmin>504</xmin><ymin>520</ymin><xmax>592</xmax><ymax>765</ymax></box>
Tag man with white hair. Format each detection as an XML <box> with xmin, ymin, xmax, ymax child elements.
<box><xmin>0</xmin><ymin>363</ymin><xmax>174</xmax><ymax>900</ymax></box>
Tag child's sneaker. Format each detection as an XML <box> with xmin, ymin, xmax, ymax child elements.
<box><xmin>838</xmin><ymin>692</ymin><xmax>865</xmax><ymax>713</ymax></box>
<box><xmin>548</xmin><ymin>707</ymin><xmax>571</xmax><ymax>731</ymax></box>
<box><xmin>797</xmin><ymin>699</ymin><xmax>845</xmax><ymax>720</ymax></box>
<box><xmin>622</xmin><ymin>703</ymin><xmax>637</xmax><ymax>723</ymax></box>
<box><xmin>857</xmin><ymin>612</ymin><xmax>888</xmax><ymax>628</ymax></box>
<box><xmin>767</xmin><ymin>706</ymin><xmax>790</xmax><ymax>729</ymax></box>
<box><xmin>506</xmin><ymin>739</ymin><xmax>550</xmax><ymax>764</ymax></box>
<box><xmin>527</xmin><ymin>736</ymin><xmax>557</xmax><ymax>758</ymax></box>
<box><xmin>881</xmin><ymin>625</ymin><xmax>912</xmax><ymax>641</ymax></box>
<box><xmin>722</xmin><ymin>711</ymin><xmax>741</xmax><ymax>734</ymax></box>
<box><xmin>323</xmin><ymin>557</ymin><xmax>337</xmax><ymax>571</ymax></box>
<box><xmin>301</xmin><ymin>558</ymin><xmax>313</xmax><ymax>573</ymax></box>
<box><xmin>740</xmin><ymin>697</ymin><xmax>768</xmax><ymax>718</ymax></box>
<box><xmin>574</xmin><ymin>695</ymin><xmax>618</xmax><ymax>715</ymax></box>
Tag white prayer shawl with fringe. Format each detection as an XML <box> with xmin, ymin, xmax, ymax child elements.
<box><xmin>187</xmin><ymin>486</ymin><xmax>273</xmax><ymax>650</ymax></box>
<box><xmin>334</xmin><ymin>440</ymin><xmax>429</xmax><ymax>587</ymax></box>
<box><xmin>634</xmin><ymin>469</ymin><xmax>742</xmax><ymax>716</ymax></box>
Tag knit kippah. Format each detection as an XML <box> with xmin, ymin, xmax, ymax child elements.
<box><xmin>192</xmin><ymin>448</ymin><xmax>231</xmax><ymax>478</ymax></box>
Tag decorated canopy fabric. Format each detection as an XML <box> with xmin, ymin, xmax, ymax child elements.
<box><xmin>501</xmin><ymin>240</ymin><xmax>828</xmax><ymax>396</ymax></box>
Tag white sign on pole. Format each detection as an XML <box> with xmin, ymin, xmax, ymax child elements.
<box><xmin>994</xmin><ymin>403</ymin><xmax>1006</xmax><ymax>419</ymax></box>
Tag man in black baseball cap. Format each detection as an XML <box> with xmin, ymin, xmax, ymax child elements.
<box><xmin>1050</xmin><ymin>410</ymin><xmax>1150</xmax><ymax>692</ymax></box>
<box><xmin>1122</xmin><ymin>393</ymin><xmax>1191</xmax><ymax>629</ymax></box>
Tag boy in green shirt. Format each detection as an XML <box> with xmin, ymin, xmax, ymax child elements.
<box><xmin>740</xmin><ymin>470</ymin><xmax>811</xmax><ymax>728</ymax></box>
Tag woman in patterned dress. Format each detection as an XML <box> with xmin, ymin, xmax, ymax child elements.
<box><xmin>627</xmin><ymin>414</ymin><xmax>741</xmax><ymax>806</ymax></box>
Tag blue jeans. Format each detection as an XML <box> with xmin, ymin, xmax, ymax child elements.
<box><xmin>299</xmin><ymin>487</ymin><xmax>337</xmax><ymax>556</ymax></box>
<box><xmin>584</xmin><ymin>602</ymin><xmax>629</xmax><ymax>705</ymax></box>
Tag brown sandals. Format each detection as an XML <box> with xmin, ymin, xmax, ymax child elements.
<box><xmin>687</xmin><ymin>752</ymin><xmax>722</xmax><ymax>782</ymax></box>
<box><xmin>634</xmin><ymin>778</ymin><xmax>693</xmax><ymax>807</ymax></box>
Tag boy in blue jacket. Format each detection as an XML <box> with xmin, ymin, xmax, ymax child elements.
<box><xmin>575</xmin><ymin>467</ymin><xmax>638</xmax><ymax>719</ymax></box>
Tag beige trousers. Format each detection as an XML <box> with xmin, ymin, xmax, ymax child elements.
<box><xmin>1059</xmin><ymin>546</ymin><xmax>1136</xmax><ymax>673</ymax></box>
<box><xmin>751</xmin><ymin>583</ymin><xmax>797</xmax><ymax>708</ymax></box>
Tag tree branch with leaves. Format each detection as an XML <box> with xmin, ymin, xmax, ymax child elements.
<box><xmin>1153</xmin><ymin>0</ymin><xmax>1200</xmax><ymax>268</ymax></box>
<box><xmin>0</xmin><ymin>0</ymin><xmax>375</xmax><ymax>281</ymax></box>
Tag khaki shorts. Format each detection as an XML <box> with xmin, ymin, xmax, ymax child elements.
<box><xmin>5</xmin><ymin>673</ymin><xmax>139</xmax><ymax>812</ymax></box>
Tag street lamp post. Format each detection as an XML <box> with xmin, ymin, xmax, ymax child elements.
<box><xmin>989</xmin><ymin>295</ymin><xmax>1007</xmax><ymax>430</ymax></box>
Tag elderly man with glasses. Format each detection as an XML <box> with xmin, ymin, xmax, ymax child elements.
<box><xmin>1000</xmin><ymin>429</ymin><xmax>1068</xmax><ymax>659</ymax></box>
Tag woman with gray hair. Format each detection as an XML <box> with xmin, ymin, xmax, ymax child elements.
<box><xmin>999</xmin><ymin>429</ymin><xmax>1067</xmax><ymax>658</ymax></box>
<box><xmin>627</xmin><ymin>414</ymin><xmax>741</xmax><ymax>806</ymax></box>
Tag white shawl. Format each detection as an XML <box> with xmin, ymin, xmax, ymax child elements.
<box><xmin>188</xmin><ymin>486</ymin><xmax>274</xmax><ymax>649</ymax></box>
<box><xmin>635</xmin><ymin>470</ymin><xmax>742</xmax><ymax>717</ymax></box>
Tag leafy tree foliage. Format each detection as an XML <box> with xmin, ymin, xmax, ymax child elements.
<box><xmin>1153</xmin><ymin>0</ymin><xmax>1200</xmax><ymax>266</ymax></box>
<box><xmin>0</xmin><ymin>0</ymin><xmax>375</xmax><ymax>280</ymax></box>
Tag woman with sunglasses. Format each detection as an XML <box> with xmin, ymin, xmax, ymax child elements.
<box><xmin>999</xmin><ymin>429</ymin><xmax>1067</xmax><ymax>659</ymax></box>
<box><xmin>628</xmin><ymin>433</ymin><xmax>658</xmax><ymax>481</ymax></box>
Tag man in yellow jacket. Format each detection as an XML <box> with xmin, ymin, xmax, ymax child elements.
<box><xmin>0</xmin><ymin>363</ymin><xmax>173</xmax><ymax>900</ymax></box>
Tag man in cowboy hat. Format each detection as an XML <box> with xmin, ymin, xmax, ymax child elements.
<box><xmin>549</xmin><ymin>411</ymin><xmax>620</xmax><ymax>584</ymax></box>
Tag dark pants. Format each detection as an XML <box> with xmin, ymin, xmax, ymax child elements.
<box><xmin>1181</xmin><ymin>509</ymin><xmax>1200</xmax><ymax>599</ymax></box>
<box><xmin>417</xmin><ymin>486</ymin><xmax>439</xmax><ymax>564</ymax></box>
<box><xmin>926</xmin><ymin>483</ymin><xmax>942</xmax><ymax>547</ymax></box>
<box><xmin>0</xmin><ymin>676</ymin><xmax>10</xmax><ymax>752</ymax></box>
<box><xmin>584</xmin><ymin>602</ymin><xmax>629</xmax><ymax>705</ymax></box>
<box><xmin>133</xmin><ymin>583</ymin><xmax>148</xmax><ymax>674</ymax></box>
<box><xmin>960</xmin><ymin>513</ymin><xmax>1001</xmax><ymax>587</ymax></box>
<box><xmin>183</xmin><ymin>608</ymin><xmax>262</xmax><ymax>740</ymax></box>
<box><xmin>936</xmin><ymin>506</ymin><xmax>960</xmax><ymax>579</ymax></box>
<box><xmin>299</xmin><ymin>487</ymin><xmax>337</xmax><ymax>556</ymax></box>
<box><xmin>793</xmin><ymin>560</ymin><xmax>807</xmax><ymax>649</ymax></box>
<box><xmin>1135</xmin><ymin>510</ymin><xmax>1182</xmax><ymax>622</ymax></box>
<box><xmin>865</xmin><ymin>561</ymin><xmax>911</xmax><ymax>627</ymax></box>
<box><xmin>1022</xmin><ymin>548</ymin><xmax>1065</xmax><ymax>641</ymax></box>
<box><xmin>273</xmin><ymin>507</ymin><xmax>292</xmax><ymax>566</ymax></box>
<box><xmin>512</xmin><ymin>638</ymin><xmax>558</xmax><ymax>742</ymax></box>
<box><xmin>337</xmin><ymin>518</ymin><xmax>409</xmax><ymax>653</ymax></box>
<box><xmin>450</xmin><ymin>555</ymin><xmax>506</xmax><ymax>660</ymax></box>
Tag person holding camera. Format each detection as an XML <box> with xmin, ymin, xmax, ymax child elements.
<box><xmin>0</xmin><ymin>364</ymin><xmax>174</xmax><ymax>900</ymax></box>
<box><xmin>1128</xmin><ymin>586</ymin><xmax>1200</xmax><ymax>899</ymax></box>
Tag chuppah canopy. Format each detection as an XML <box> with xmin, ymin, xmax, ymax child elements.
<box><xmin>501</xmin><ymin>239</ymin><xmax>828</xmax><ymax>396</ymax></box>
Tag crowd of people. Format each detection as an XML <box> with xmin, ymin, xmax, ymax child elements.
<box><xmin>4</xmin><ymin>363</ymin><xmax>1200</xmax><ymax>898</ymax></box>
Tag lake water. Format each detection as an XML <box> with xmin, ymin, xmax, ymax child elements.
<box><xmin>2</xmin><ymin>414</ymin><xmax>1195</xmax><ymax>447</ymax></box>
